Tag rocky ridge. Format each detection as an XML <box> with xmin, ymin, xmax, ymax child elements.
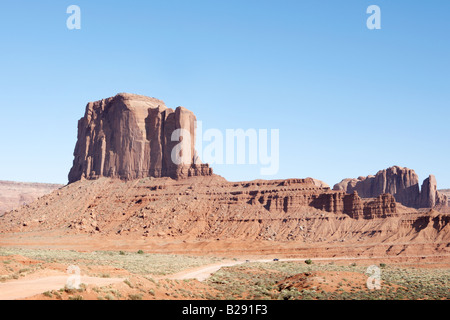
<box><xmin>1</xmin><ymin>176</ymin><xmax>447</xmax><ymax>246</ymax></box>
<box><xmin>1</xmin><ymin>94</ymin><xmax>448</xmax><ymax>258</ymax></box>
<box><xmin>333</xmin><ymin>166</ymin><xmax>447</xmax><ymax>209</ymax></box>
<box><xmin>439</xmin><ymin>189</ymin><xmax>450</xmax><ymax>206</ymax></box>
<box><xmin>0</xmin><ymin>181</ymin><xmax>63</xmax><ymax>215</ymax></box>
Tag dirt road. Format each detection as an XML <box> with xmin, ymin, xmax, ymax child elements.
<box><xmin>162</xmin><ymin>254</ymin><xmax>450</xmax><ymax>282</ymax></box>
<box><xmin>164</xmin><ymin>260</ymin><xmax>245</xmax><ymax>282</ymax></box>
<box><xmin>0</xmin><ymin>275</ymin><xmax>124</xmax><ymax>300</ymax></box>
<box><xmin>2</xmin><ymin>253</ymin><xmax>448</xmax><ymax>299</ymax></box>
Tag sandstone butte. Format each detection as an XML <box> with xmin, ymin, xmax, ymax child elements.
<box><xmin>68</xmin><ymin>93</ymin><xmax>212</xmax><ymax>183</ymax></box>
<box><xmin>0</xmin><ymin>93</ymin><xmax>448</xmax><ymax>258</ymax></box>
<box><xmin>333</xmin><ymin>166</ymin><xmax>448</xmax><ymax>209</ymax></box>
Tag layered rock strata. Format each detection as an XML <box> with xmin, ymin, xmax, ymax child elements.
<box><xmin>334</xmin><ymin>166</ymin><xmax>447</xmax><ymax>209</ymax></box>
<box><xmin>68</xmin><ymin>93</ymin><xmax>212</xmax><ymax>183</ymax></box>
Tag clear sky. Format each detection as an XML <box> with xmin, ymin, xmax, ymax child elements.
<box><xmin>0</xmin><ymin>0</ymin><xmax>449</xmax><ymax>188</ymax></box>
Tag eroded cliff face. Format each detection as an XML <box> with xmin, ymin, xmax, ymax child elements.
<box><xmin>333</xmin><ymin>166</ymin><xmax>447</xmax><ymax>209</ymax></box>
<box><xmin>68</xmin><ymin>93</ymin><xmax>212</xmax><ymax>183</ymax></box>
<box><xmin>0</xmin><ymin>176</ymin><xmax>404</xmax><ymax>237</ymax></box>
<box><xmin>420</xmin><ymin>175</ymin><xmax>448</xmax><ymax>208</ymax></box>
<box><xmin>3</xmin><ymin>176</ymin><xmax>448</xmax><ymax>251</ymax></box>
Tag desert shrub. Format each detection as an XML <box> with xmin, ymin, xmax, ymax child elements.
<box><xmin>0</xmin><ymin>248</ymin><xmax>224</xmax><ymax>276</ymax></box>
<box><xmin>124</xmin><ymin>279</ymin><xmax>133</xmax><ymax>288</ymax></box>
<box><xmin>64</xmin><ymin>285</ymin><xmax>77</xmax><ymax>294</ymax></box>
<box><xmin>128</xmin><ymin>294</ymin><xmax>143</xmax><ymax>300</ymax></box>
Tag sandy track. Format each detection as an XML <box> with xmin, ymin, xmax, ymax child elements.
<box><xmin>1</xmin><ymin>253</ymin><xmax>448</xmax><ymax>299</ymax></box>
<box><xmin>163</xmin><ymin>254</ymin><xmax>450</xmax><ymax>282</ymax></box>
<box><xmin>164</xmin><ymin>261</ymin><xmax>245</xmax><ymax>282</ymax></box>
<box><xmin>0</xmin><ymin>275</ymin><xmax>124</xmax><ymax>300</ymax></box>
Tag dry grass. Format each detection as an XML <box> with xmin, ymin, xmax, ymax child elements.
<box><xmin>0</xmin><ymin>247</ymin><xmax>224</xmax><ymax>276</ymax></box>
<box><xmin>207</xmin><ymin>261</ymin><xmax>450</xmax><ymax>300</ymax></box>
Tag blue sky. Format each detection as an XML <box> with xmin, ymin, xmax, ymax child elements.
<box><xmin>0</xmin><ymin>0</ymin><xmax>449</xmax><ymax>188</ymax></box>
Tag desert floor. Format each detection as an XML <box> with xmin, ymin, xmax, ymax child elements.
<box><xmin>0</xmin><ymin>231</ymin><xmax>448</xmax><ymax>300</ymax></box>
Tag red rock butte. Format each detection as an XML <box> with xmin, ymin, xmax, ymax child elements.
<box><xmin>68</xmin><ymin>93</ymin><xmax>212</xmax><ymax>183</ymax></box>
<box><xmin>0</xmin><ymin>94</ymin><xmax>448</xmax><ymax>260</ymax></box>
<box><xmin>333</xmin><ymin>166</ymin><xmax>448</xmax><ymax>209</ymax></box>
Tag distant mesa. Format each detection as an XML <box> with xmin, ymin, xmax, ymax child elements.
<box><xmin>333</xmin><ymin>166</ymin><xmax>448</xmax><ymax>209</ymax></box>
<box><xmin>67</xmin><ymin>94</ymin><xmax>446</xmax><ymax>212</ymax></box>
<box><xmin>0</xmin><ymin>181</ymin><xmax>63</xmax><ymax>215</ymax></box>
<box><xmin>0</xmin><ymin>96</ymin><xmax>448</xmax><ymax>247</ymax></box>
<box><xmin>68</xmin><ymin>93</ymin><xmax>212</xmax><ymax>184</ymax></box>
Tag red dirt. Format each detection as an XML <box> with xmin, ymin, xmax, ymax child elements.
<box><xmin>0</xmin><ymin>176</ymin><xmax>448</xmax><ymax>278</ymax></box>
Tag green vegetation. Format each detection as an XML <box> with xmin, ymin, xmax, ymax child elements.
<box><xmin>207</xmin><ymin>261</ymin><xmax>450</xmax><ymax>300</ymax></box>
<box><xmin>0</xmin><ymin>247</ymin><xmax>224</xmax><ymax>276</ymax></box>
<box><xmin>124</xmin><ymin>279</ymin><xmax>133</xmax><ymax>288</ymax></box>
<box><xmin>64</xmin><ymin>283</ymin><xmax>86</xmax><ymax>294</ymax></box>
<box><xmin>128</xmin><ymin>294</ymin><xmax>143</xmax><ymax>300</ymax></box>
<box><xmin>0</xmin><ymin>247</ymin><xmax>447</xmax><ymax>300</ymax></box>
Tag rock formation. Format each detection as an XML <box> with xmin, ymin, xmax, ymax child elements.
<box><xmin>0</xmin><ymin>176</ymin><xmax>404</xmax><ymax>239</ymax></box>
<box><xmin>68</xmin><ymin>93</ymin><xmax>212</xmax><ymax>183</ymax></box>
<box><xmin>0</xmin><ymin>181</ymin><xmax>63</xmax><ymax>215</ymax></box>
<box><xmin>1</xmin><ymin>176</ymin><xmax>448</xmax><ymax>259</ymax></box>
<box><xmin>420</xmin><ymin>175</ymin><xmax>448</xmax><ymax>208</ymax></box>
<box><xmin>333</xmin><ymin>166</ymin><xmax>447</xmax><ymax>209</ymax></box>
<box><xmin>438</xmin><ymin>189</ymin><xmax>450</xmax><ymax>206</ymax></box>
<box><xmin>307</xmin><ymin>190</ymin><xmax>396</xmax><ymax>219</ymax></box>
